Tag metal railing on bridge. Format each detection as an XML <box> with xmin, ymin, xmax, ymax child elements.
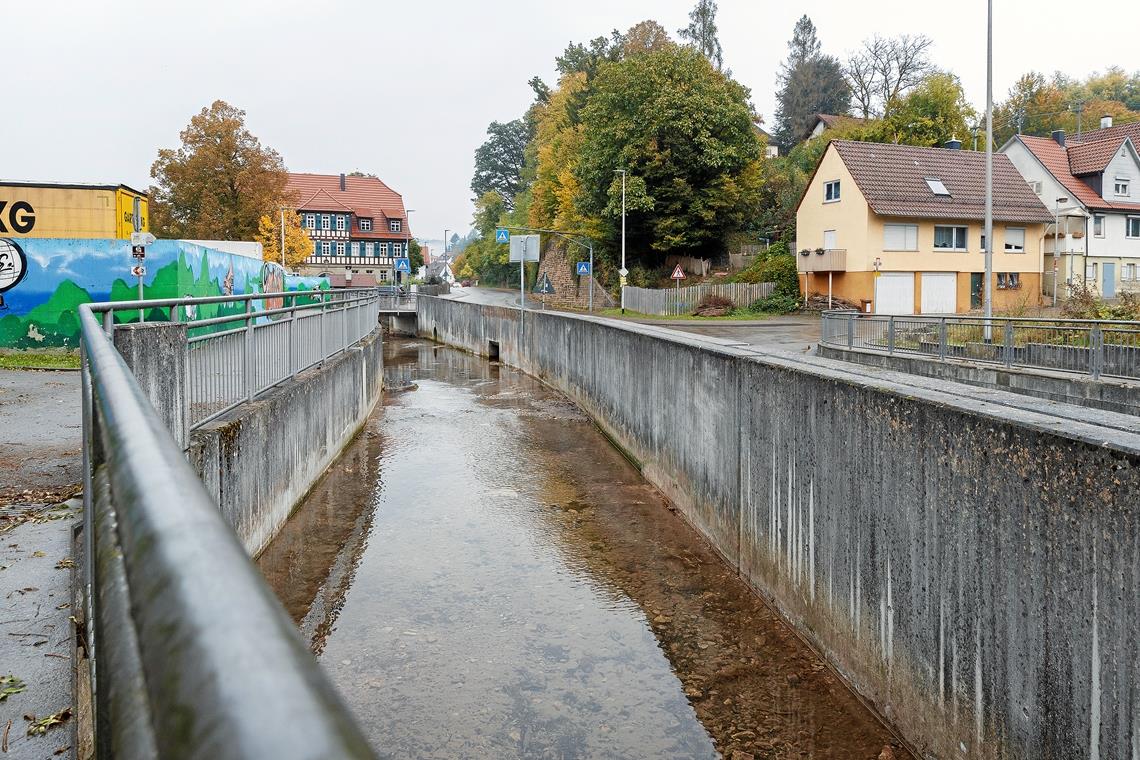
<box><xmin>820</xmin><ymin>310</ymin><xmax>1140</xmax><ymax>381</ymax></box>
<box><xmin>92</xmin><ymin>288</ymin><xmax>387</xmax><ymax>433</ymax></box>
<box><xmin>78</xmin><ymin>294</ymin><xmax>379</xmax><ymax>758</ymax></box>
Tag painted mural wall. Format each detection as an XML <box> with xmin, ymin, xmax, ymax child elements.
<box><xmin>0</xmin><ymin>238</ymin><xmax>328</xmax><ymax>349</ymax></box>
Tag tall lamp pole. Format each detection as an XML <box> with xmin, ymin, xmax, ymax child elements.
<box><xmin>279</xmin><ymin>206</ymin><xmax>288</xmax><ymax>270</ymax></box>
<box><xmin>1053</xmin><ymin>196</ymin><xmax>1069</xmax><ymax>307</ymax></box>
<box><xmin>983</xmin><ymin>0</ymin><xmax>994</xmax><ymax>337</ymax></box>
<box><xmin>615</xmin><ymin>169</ymin><xmax>627</xmax><ymax>312</ymax></box>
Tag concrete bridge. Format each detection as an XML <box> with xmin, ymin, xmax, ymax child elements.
<box><xmin>61</xmin><ymin>289</ymin><xmax>1139</xmax><ymax>759</ymax></box>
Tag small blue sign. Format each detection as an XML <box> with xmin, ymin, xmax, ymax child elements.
<box><xmin>394</xmin><ymin>258</ymin><xmax>411</xmax><ymax>273</ymax></box>
<box><xmin>495</xmin><ymin>228</ymin><xmax>510</xmax><ymax>244</ymax></box>
<box><xmin>576</xmin><ymin>261</ymin><xmax>591</xmax><ymax>276</ymax></box>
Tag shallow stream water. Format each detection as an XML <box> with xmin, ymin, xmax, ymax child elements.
<box><xmin>258</xmin><ymin>339</ymin><xmax>909</xmax><ymax>759</ymax></box>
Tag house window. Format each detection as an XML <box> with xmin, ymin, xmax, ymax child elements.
<box><xmin>824</xmin><ymin>180</ymin><xmax>841</xmax><ymax>202</ymax></box>
<box><xmin>336</xmin><ymin>242</ymin><xmax>346</xmax><ymax>256</ymax></box>
<box><xmin>1004</xmin><ymin>227</ymin><xmax>1026</xmax><ymax>253</ymax></box>
<box><xmin>934</xmin><ymin>225</ymin><xmax>968</xmax><ymax>251</ymax></box>
<box><xmin>1029</xmin><ymin>180</ymin><xmax>1043</xmax><ymax>195</ymax></box>
<box><xmin>389</xmin><ymin>219</ymin><xmax>402</xmax><ymax>233</ymax></box>
<box><xmin>366</xmin><ymin>242</ymin><xmax>374</xmax><ymax>256</ymax></box>
<box><xmin>360</xmin><ymin>218</ymin><xmax>372</xmax><ymax>231</ymax></box>
<box><xmin>1115</xmin><ymin>178</ymin><xmax>1131</xmax><ymax>197</ymax></box>
<box><xmin>997</xmin><ymin>272</ymin><xmax>1021</xmax><ymax>289</ymax></box>
<box><xmin>1128</xmin><ymin>217</ymin><xmax>1140</xmax><ymax>238</ymax></box>
<box><xmin>823</xmin><ymin>230</ymin><xmax>837</xmax><ymax>249</ymax></box>
<box><xmin>883</xmin><ymin>224</ymin><xmax>918</xmax><ymax>251</ymax></box>
<box><xmin>351</xmin><ymin>242</ymin><xmax>359</xmax><ymax>256</ymax></box>
<box><xmin>394</xmin><ymin>243</ymin><xmax>404</xmax><ymax>256</ymax></box>
<box><xmin>336</xmin><ymin>215</ymin><xmax>346</xmax><ymax>231</ymax></box>
<box><xmin>924</xmin><ymin>177</ymin><xmax>950</xmax><ymax>196</ymax></box>
<box><xmin>305</xmin><ymin>213</ymin><xmax>315</xmax><ymax>229</ymax></box>
<box><xmin>320</xmin><ymin>241</ymin><xmax>330</xmax><ymax>256</ymax></box>
<box><xmin>379</xmin><ymin>270</ymin><xmax>389</xmax><ymax>281</ymax></box>
<box><xmin>1086</xmin><ymin>262</ymin><xmax>1098</xmax><ymax>280</ymax></box>
<box><xmin>320</xmin><ymin>214</ymin><xmax>330</xmax><ymax>231</ymax></box>
<box><xmin>379</xmin><ymin>242</ymin><xmax>389</xmax><ymax>256</ymax></box>
<box><xmin>1094</xmin><ymin>215</ymin><xmax>1105</xmax><ymax>237</ymax></box>
<box><xmin>1124</xmin><ymin>263</ymin><xmax>1137</xmax><ymax>281</ymax></box>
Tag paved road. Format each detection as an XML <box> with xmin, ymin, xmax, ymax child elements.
<box><xmin>642</xmin><ymin>315</ymin><xmax>821</xmax><ymax>352</ymax></box>
<box><xmin>0</xmin><ymin>369</ymin><xmax>81</xmax><ymax>759</ymax></box>
<box><xmin>445</xmin><ymin>288</ymin><xmax>822</xmax><ymax>351</ymax></box>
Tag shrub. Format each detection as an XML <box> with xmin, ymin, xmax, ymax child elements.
<box><xmin>760</xmin><ymin>255</ymin><xmax>800</xmax><ymax>298</ymax></box>
<box><xmin>749</xmin><ymin>293</ymin><xmax>801</xmax><ymax>314</ymax></box>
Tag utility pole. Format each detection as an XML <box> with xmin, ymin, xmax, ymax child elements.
<box><xmin>279</xmin><ymin>207</ymin><xmax>286</xmax><ymax>270</ymax></box>
<box><xmin>615</xmin><ymin>169</ymin><xmax>627</xmax><ymax>312</ymax></box>
<box><xmin>984</xmin><ymin>0</ymin><xmax>994</xmax><ymax>338</ymax></box>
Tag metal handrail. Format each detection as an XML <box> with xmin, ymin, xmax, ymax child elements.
<box><xmin>820</xmin><ymin>310</ymin><xmax>1140</xmax><ymax>381</ymax></box>
<box><xmin>78</xmin><ymin>303</ymin><xmax>376</xmax><ymax>759</ymax></box>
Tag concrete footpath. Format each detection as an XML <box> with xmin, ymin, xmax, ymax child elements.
<box><xmin>0</xmin><ymin>369</ymin><xmax>81</xmax><ymax>759</ymax></box>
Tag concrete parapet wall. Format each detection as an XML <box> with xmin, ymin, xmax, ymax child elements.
<box><xmin>819</xmin><ymin>343</ymin><xmax>1140</xmax><ymax>416</ymax></box>
<box><xmin>416</xmin><ymin>295</ymin><xmax>1140</xmax><ymax>760</ymax></box>
<box><xmin>187</xmin><ymin>330</ymin><xmax>383</xmax><ymax>556</ymax></box>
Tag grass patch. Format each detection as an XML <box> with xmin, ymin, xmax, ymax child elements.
<box><xmin>0</xmin><ymin>351</ymin><xmax>81</xmax><ymax>370</ymax></box>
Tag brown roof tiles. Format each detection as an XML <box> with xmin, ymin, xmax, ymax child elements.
<box><xmin>1015</xmin><ymin>135</ymin><xmax>1140</xmax><ymax>213</ymax></box>
<box><xmin>287</xmin><ymin>173</ymin><xmax>411</xmax><ymax>236</ymax></box>
<box><xmin>830</xmin><ymin>140</ymin><xmax>1053</xmax><ymax>223</ymax></box>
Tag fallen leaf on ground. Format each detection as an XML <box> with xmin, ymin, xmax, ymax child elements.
<box><xmin>25</xmin><ymin>707</ymin><xmax>72</xmax><ymax>737</ymax></box>
<box><xmin>0</xmin><ymin>675</ymin><xmax>26</xmax><ymax>702</ymax></box>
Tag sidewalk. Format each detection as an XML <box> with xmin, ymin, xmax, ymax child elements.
<box><xmin>0</xmin><ymin>369</ymin><xmax>82</xmax><ymax>758</ymax></box>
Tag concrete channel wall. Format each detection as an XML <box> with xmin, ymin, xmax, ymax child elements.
<box><xmin>819</xmin><ymin>343</ymin><xmax>1140</xmax><ymax>415</ymax></box>
<box><xmin>116</xmin><ymin>322</ymin><xmax>384</xmax><ymax>557</ymax></box>
<box><xmin>416</xmin><ymin>296</ymin><xmax>1140</xmax><ymax>760</ymax></box>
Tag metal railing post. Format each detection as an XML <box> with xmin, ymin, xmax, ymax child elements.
<box><xmin>1091</xmin><ymin>324</ymin><xmax>1103</xmax><ymax>380</ymax></box>
<box><xmin>244</xmin><ymin>298</ymin><xmax>255</xmax><ymax>402</ymax></box>
<box><xmin>847</xmin><ymin>313</ymin><xmax>855</xmax><ymax>348</ymax></box>
<box><xmin>1003</xmin><ymin>321</ymin><xmax>1015</xmax><ymax>367</ymax></box>
<box><xmin>887</xmin><ymin>316</ymin><xmax>896</xmax><ymax>354</ymax></box>
<box><xmin>103</xmin><ymin>309</ymin><xmax>114</xmax><ymax>337</ymax></box>
<box><xmin>288</xmin><ymin>295</ymin><xmax>297</xmax><ymax>379</ymax></box>
<box><xmin>939</xmin><ymin>318</ymin><xmax>948</xmax><ymax>360</ymax></box>
<box><xmin>319</xmin><ymin>293</ymin><xmax>327</xmax><ymax>364</ymax></box>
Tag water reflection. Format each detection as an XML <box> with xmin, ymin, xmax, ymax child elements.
<box><xmin>260</xmin><ymin>340</ymin><xmax>909</xmax><ymax>760</ymax></box>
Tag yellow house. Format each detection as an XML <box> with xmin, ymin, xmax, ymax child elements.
<box><xmin>795</xmin><ymin>140</ymin><xmax>1053</xmax><ymax>314</ymax></box>
<box><xmin>0</xmin><ymin>181</ymin><xmax>148</xmax><ymax>240</ymax></box>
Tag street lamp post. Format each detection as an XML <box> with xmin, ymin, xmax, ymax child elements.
<box><xmin>983</xmin><ymin>0</ymin><xmax>994</xmax><ymax>338</ymax></box>
<box><xmin>279</xmin><ymin>206</ymin><xmax>288</xmax><ymax>270</ymax></box>
<box><xmin>403</xmin><ymin>209</ymin><xmax>416</xmax><ymax>286</ymax></box>
<box><xmin>1053</xmin><ymin>196</ymin><xmax>1069</xmax><ymax>307</ymax></box>
<box><xmin>615</xmin><ymin>169</ymin><xmax>627</xmax><ymax>313</ymax></box>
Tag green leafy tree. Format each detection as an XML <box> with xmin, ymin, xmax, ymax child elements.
<box><xmin>677</xmin><ymin>0</ymin><xmax>724</xmax><ymax>71</ymax></box>
<box><xmin>150</xmin><ymin>100</ymin><xmax>290</xmax><ymax>240</ymax></box>
<box><xmin>576</xmin><ymin>46</ymin><xmax>763</xmax><ymax>260</ymax></box>
<box><xmin>408</xmin><ymin>239</ymin><xmax>425</xmax><ymax>272</ymax></box>
<box><xmin>880</xmin><ymin>72</ymin><xmax>976</xmax><ymax>146</ymax></box>
<box><xmin>773</xmin><ymin>16</ymin><xmax>850</xmax><ymax>148</ymax></box>
<box><xmin>623</xmin><ymin>20</ymin><xmax>674</xmax><ymax>56</ymax></box>
<box><xmin>471</xmin><ymin>119</ymin><xmax>531</xmax><ymax>208</ymax></box>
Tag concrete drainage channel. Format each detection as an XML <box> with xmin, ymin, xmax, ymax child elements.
<box><xmin>415</xmin><ymin>295</ymin><xmax>1140</xmax><ymax>760</ymax></box>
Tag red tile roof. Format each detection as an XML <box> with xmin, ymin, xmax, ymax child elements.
<box><xmin>829</xmin><ymin>140</ymin><xmax>1053</xmax><ymax>222</ymax></box>
<box><xmin>1064</xmin><ymin>121</ymin><xmax>1140</xmax><ymax>175</ymax></box>
<box><xmin>286</xmin><ymin>172</ymin><xmax>411</xmax><ymax>235</ymax></box>
<box><xmin>1015</xmin><ymin>135</ymin><xmax>1140</xmax><ymax>213</ymax></box>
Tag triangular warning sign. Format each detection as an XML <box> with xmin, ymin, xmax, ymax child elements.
<box><xmin>670</xmin><ymin>264</ymin><xmax>686</xmax><ymax>280</ymax></box>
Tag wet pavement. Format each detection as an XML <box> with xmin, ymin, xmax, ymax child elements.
<box><xmin>259</xmin><ymin>340</ymin><xmax>908</xmax><ymax>760</ymax></box>
<box><xmin>0</xmin><ymin>369</ymin><xmax>82</xmax><ymax>759</ymax></box>
<box><xmin>648</xmin><ymin>316</ymin><xmax>821</xmax><ymax>352</ymax></box>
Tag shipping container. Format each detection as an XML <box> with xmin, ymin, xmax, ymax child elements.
<box><xmin>0</xmin><ymin>181</ymin><xmax>148</xmax><ymax>240</ymax></box>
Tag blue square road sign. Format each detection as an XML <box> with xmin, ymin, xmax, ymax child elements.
<box><xmin>495</xmin><ymin>228</ymin><xmax>510</xmax><ymax>244</ymax></box>
<box><xmin>576</xmin><ymin>261</ymin><xmax>591</xmax><ymax>276</ymax></box>
<box><xmin>394</xmin><ymin>258</ymin><xmax>411</xmax><ymax>273</ymax></box>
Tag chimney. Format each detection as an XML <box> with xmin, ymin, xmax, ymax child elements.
<box><xmin>1101</xmin><ymin>114</ymin><xmax>1113</xmax><ymax>129</ymax></box>
<box><xmin>1051</xmin><ymin>129</ymin><xmax>1066</xmax><ymax>147</ymax></box>
<box><xmin>944</xmin><ymin>139</ymin><xmax>962</xmax><ymax>150</ymax></box>
<box><xmin>339</xmin><ymin>173</ymin><xmax>346</xmax><ymax>191</ymax></box>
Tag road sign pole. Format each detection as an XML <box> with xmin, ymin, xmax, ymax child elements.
<box><xmin>589</xmin><ymin>243</ymin><xmax>594</xmax><ymax>312</ymax></box>
<box><xmin>138</xmin><ymin>271</ymin><xmax>145</xmax><ymax>323</ymax></box>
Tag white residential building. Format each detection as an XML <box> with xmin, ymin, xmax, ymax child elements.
<box><xmin>1001</xmin><ymin>117</ymin><xmax>1140</xmax><ymax>299</ymax></box>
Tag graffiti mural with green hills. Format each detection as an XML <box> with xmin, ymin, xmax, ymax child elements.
<box><xmin>0</xmin><ymin>239</ymin><xmax>328</xmax><ymax>349</ymax></box>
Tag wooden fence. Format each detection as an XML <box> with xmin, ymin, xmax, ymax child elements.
<box><xmin>622</xmin><ymin>282</ymin><xmax>775</xmax><ymax>316</ymax></box>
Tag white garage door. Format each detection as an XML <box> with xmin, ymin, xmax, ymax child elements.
<box><xmin>920</xmin><ymin>273</ymin><xmax>957</xmax><ymax>314</ymax></box>
<box><xmin>874</xmin><ymin>273</ymin><xmax>915</xmax><ymax>315</ymax></box>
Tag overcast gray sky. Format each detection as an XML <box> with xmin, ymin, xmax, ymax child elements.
<box><xmin>4</xmin><ymin>0</ymin><xmax>1135</xmax><ymax>249</ymax></box>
